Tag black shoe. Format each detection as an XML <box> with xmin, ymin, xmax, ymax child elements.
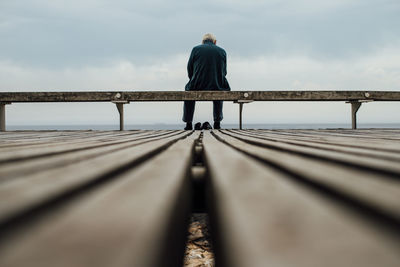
<box><xmin>184</xmin><ymin>122</ymin><xmax>193</xmax><ymax>130</ymax></box>
<box><xmin>214</xmin><ymin>121</ymin><xmax>221</xmax><ymax>129</ymax></box>
<box><xmin>201</xmin><ymin>121</ymin><xmax>212</xmax><ymax>130</ymax></box>
<box><xmin>194</xmin><ymin>122</ymin><xmax>202</xmax><ymax>130</ymax></box>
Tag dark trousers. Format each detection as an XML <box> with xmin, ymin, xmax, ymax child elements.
<box><xmin>182</xmin><ymin>100</ymin><xmax>223</xmax><ymax>122</ymax></box>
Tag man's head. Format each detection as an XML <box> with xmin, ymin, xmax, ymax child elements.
<box><xmin>202</xmin><ymin>33</ymin><xmax>217</xmax><ymax>44</ymax></box>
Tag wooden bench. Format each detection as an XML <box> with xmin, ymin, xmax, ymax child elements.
<box><xmin>1</xmin><ymin>90</ymin><xmax>400</xmax><ymax>131</ymax></box>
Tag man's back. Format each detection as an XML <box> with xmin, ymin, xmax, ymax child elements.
<box><xmin>182</xmin><ymin>33</ymin><xmax>229</xmax><ymax>130</ymax></box>
<box><xmin>185</xmin><ymin>40</ymin><xmax>230</xmax><ymax>91</ymax></box>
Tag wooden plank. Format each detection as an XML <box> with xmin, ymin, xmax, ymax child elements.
<box><xmin>260</xmin><ymin>129</ymin><xmax>400</xmax><ymax>143</ymax></box>
<box><xmin>202</xmin><ymin>132</ymin><xmax>400</xmax><ymax>267</ymax></box>
<box><xmin>298</xmin><ymin>129</ymin><xmax>400</xmax><ymax>143</ymax></box>
<box><xmin>236</xmin><ymin>130</ymin><xmax>400</xmax><ymax>161</ymax></box>
<box><xmin>0</xmin><ymin>131</ymin><xmax>184</xmax><ymax>179</ymax></box>
<box><xmin>0</xmin><ymin>133</ymin><xmax>197</xmax><ymax>267</ymax></box>
<box><xmin>250</xmin><ymin>130</ymin><xmax>400</xmax><ymax>153</ymax></box>
<box><xmin>247</xmin><ymin>129</ymin><xmax>400</xmax><ymax>147</ymax></box>
<box><xmin>0</xmin><ymin>131</ymin><xmax>191</xmax><ymax>226</ymax></box>
<box><xmin>246</xmin><ymin>129</ymin><xmax>400</xmax><ymax>145</ymax></box>
<box><xmin>0</xmin><ymin>130</ymin><xmax>163</xmax><ymax>156</ymax></box>
<box><xmin>221</xmin><ymin>130</ymin><xmax>400</xmax><ymax>175</ymax></box>
<box><xmin>251</xmin><ymin>129</ymin><xmax>400</xmax><ymax>142</ymax></box>
<box><xmin>0</xmin><ymin>131</ymin><xmax>144</xmax><ymax>148</ymax></box>
<box><xmin>251</xmin><ymin>129</ymin><xmax>400</xmax><ymax>141</ymax></box>
<box><xmin>215</xmin><ymin>131</ymin><xmax>400</xmax><ymax>223</ymax></box>
<box><xmin>0</xmin><ymin>130</ymin><xmax>176</xmax><ymax>163</ymax></box>
<box><xmin>0</xmin><ymin>130</ymin><xmax>146</xmax><ymax>143</ymax></box>
<box><xmin>0</xmin><ymin>131</ymin><xmax>133</xmax><ymax>146</ymax></box>
<box><xmin>248</xmin><ymin>129</ymin><xmax>400</xmax><ymax>151</ymax></box>
<box><xmin>288</xmin><ymin>129</ymin><xmax>400</xmax><ymax>141</ymax></box>
<box><xmin>1</xmin><ymin>91</ymin><xmax>400</xmax><ymax>102</ymax></box>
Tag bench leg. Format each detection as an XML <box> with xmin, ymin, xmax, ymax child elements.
<box><xmin>239</xmin><ymin>103</ymin><xmax>243</xmax><ymax>130</ymax></box>
<box><xmin>1</xmin><ymin>103</ymin><xmax>8</xmax><ymax>132</ymax></box>
<box><xmin>350</xmin><ymin>102</ymin><xmax>362</xmax><ymax>129</ymax></box>
<box><xmin>235</xmin><ymin>101</ymin><xmax>253</xmax><ymax>130</ymax></box>
<box><xmin>116</xmin><ymin>103</ymin><xmax>124</xmax><ymax>131</ymax></box>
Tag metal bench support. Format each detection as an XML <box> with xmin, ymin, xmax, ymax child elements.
<box><xmin>351</xmin><ymin>102</ymin><xmax>362</xmax><ymax>129</ymax></box>
<box><xmin>0</xmin><ymin>102</ymin><xmax>11</xmax><ymax>132</ymax></box>
<box><xmin>113</xmin><ymin>101</ymin><xmax>129</xmax><ymax>131</ymax></box>
<box><xmin>348</xmin><ymin>100</ymin><xmax>372</xmax><ymax>130</ymax></box>
<box><xmin>235</xmin><ymin>100</ymin><xmax>253</xmax><ymax>130</ymax></box>
<box><xmin>239</xmin><ymin>103</ymin><xmax>243</xmax><ymax>130</ymax></box>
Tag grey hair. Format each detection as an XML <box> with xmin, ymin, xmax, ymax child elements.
<box><xmin>202</xmin><ymin>33</ymin><xmax>216</xmax><ymax>44</ymax></box>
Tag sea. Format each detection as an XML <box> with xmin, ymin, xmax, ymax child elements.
<box><xmin>6</xmin><ymin>123</ymin><xmax>400</xmax><ymax>131</ymax></box>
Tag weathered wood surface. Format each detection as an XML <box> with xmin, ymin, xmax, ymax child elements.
<box><xmin>0</xmin><ymin>131</ymin><xmax>189</xmax><ymax>227</ymax></box>
<box><xmin>203</xmin><ymin>130</ymin><xmax>400</xmax><ymax>267</ymax></box>
<box><xmin>0</xmin><ymin>129</ymin><xmax>399</xmax><ymax>267</ymax></box>
<box><xmin>1</xmin><ymin>90</ymin><xmax>400</xmax><ymax>102</ymax></box>
<box><xmin>0</xmin><ymin>130</ymin><xmax>175</xmax><ymax>162</ymax></box>
<box><xmin>215</xmin><ymin>130</ymin><xmax>400</xmax><ymax>223</ymax></box>
<box><xmin>0</xmin><ymin>130</ymin><xmax>194</xmax><ymax>267</ymax></box>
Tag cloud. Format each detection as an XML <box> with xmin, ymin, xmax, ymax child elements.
<box><xmin>1</xmin><ymin>0</ymin><xmax>399</xmax><ymax>68</ymax></box>
<box><xmin>1</xmin><ymin>45</ymin><xmax>399</xmax><ymax>125</ymax></box>
<box><xmin>2</xmin><ymin>43</ymin><xmax>399</xmax><ymax>91</ymax></box>
<box><xmin>0</xmin><ymin>55</ymin><xmax>188</xmax><ymax>91</ymax></box>
<box><xmin>229</xmin><ymin>45</ymin><xmax>400</xmax><ymax>90</ymax></box>
<box><xmin>1</xmin><ymin>0</ymin><xmax>399</xmax><ymax>125</ymax></box>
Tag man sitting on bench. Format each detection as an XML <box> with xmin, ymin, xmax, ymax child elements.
<box><xmin>183</xmin><ymin>33</ymin><xmax>231</xmax><ymax>130</ymax></box>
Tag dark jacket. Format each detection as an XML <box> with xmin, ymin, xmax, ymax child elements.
<box><xmin>185</xmin><ymin>40</ymin><xmax>231</xmax><ymax>91</ymax></box>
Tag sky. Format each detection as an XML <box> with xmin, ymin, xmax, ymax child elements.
<box><xmin>1</xmin><ymin>0</ymin><xmax>399</xmax><ymax>127</ymax></box>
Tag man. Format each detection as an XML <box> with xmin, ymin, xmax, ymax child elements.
<box><xmin>183</xmin><ymin>33</ymin><xmax>230</xmax><ymax>130</ymax></box>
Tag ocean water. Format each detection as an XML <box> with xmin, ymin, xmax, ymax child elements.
<box><xmin>6</xmin><ymin>123</ymin><xmax>400</xmax><ymax>131</ymax></box>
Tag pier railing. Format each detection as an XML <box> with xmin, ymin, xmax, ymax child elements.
<box><xmin>1</xmin><ymin>91</ymin><xmax>400</xmax><ymax>131</ymax></box>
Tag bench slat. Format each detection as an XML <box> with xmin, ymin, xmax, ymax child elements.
<box><xmin>1</xmin><ymin>90</ymin><xmax>400</xmax><ymax>101</ymax></box>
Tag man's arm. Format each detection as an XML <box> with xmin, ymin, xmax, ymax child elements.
<box><xmin>187</xmin><ymin>48</ymin><xmax>195</xmax><ymax>79</ymax></box>
<box><xmin>223</xmin><ymin>50</ymin><xmax>228</xmax><ymax>76</ymax></box>
<box><xmin>222</xmin><ymin>49</ymin><xmax>230</xmax><ymax>90</ymax></box>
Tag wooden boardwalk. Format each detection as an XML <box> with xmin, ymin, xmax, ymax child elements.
<box><xmin>0</xmin><ymin>129</ymin><xmax>399</xmax><ymax>267</ymax></box>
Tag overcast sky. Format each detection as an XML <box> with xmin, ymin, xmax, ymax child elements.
<box><xmin>1</xmin><ymin>0</ymin><xmax>399</xmax><ymax>127</ymax></box>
